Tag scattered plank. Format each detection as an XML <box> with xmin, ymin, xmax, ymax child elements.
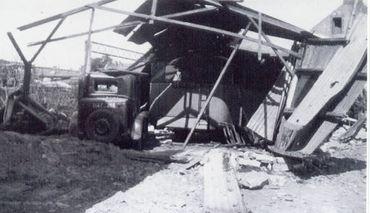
<box><xmin>340</xmin><ymin>115</ymin><xmax>366</xmax><ymax>142</ymax></box>
<box><xmin>203</xmin><ymin>149</ymin><xmax>249</xmax><ymax>213</ymax></box>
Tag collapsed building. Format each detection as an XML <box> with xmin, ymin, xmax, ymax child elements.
<box><xmin>1</xmin><ymin>0</ymin><xmax>367</xmax><ymax>159</ymax></box>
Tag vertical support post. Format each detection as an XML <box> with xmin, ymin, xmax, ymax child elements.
<box><xmin>7</xmin><ymin>32</ymin><xmax>31</xmax><ymax>97</ymax></box>
<box><xmin>150</xmin><ymin>0</ymin><xmax>158</xmax><ymax>24</ymax></box>
<box><xmin>182</xmin><ymin>26</ymin><xmax>250</xmax><ymax>149</ymax></box>
<box><xmin>257</xmin><ymin>12</ymin><xmax>262</xmax><ymax>61</ymax></box>
<box><xmin>84</xmin><ymin>8</ymin><xmax>95</xmax><ymax>74</ymax></box>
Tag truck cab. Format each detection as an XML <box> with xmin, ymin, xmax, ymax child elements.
<box><xmin>76</xmin><ymin>72</ymin><xmax>148</xmax><ymax>147</ymax></box>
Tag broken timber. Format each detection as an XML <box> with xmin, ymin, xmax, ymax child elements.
<box><xmin>271</xmin><ymin>13</ymin><xmax>367</xmax><ymax>157</ymax></box>
<box><xmin>203</xmin><ymin>149</ymin><xmax>248</xmax><ymax>213</ymax></box>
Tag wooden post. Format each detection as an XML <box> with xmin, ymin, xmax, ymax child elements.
<box><xmin>150</xmin><ymin>0</ymin><xmax>158</xmax><ymax>24</ymax></box>
<box><xmin>84</xmin><ymin>8</ymin><xmax>95</xmax><ymax>74</ymax></box>
<box><xmin>257</xmin><ymin>12</ymin><xmax>262</xmax><ymax>61</ymax></box>
<box><xmin>182</xmin><ymin>26</ymin><xmax>250</xmax><ymax>149</ymax></box>
<box><xmin>30</xmin><ymin>18</ymin><xmax>65</xmax><ymax>63</ymax></box>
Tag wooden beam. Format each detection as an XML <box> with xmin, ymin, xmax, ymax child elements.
<box><xmin>226</xmin><ymin>4</ymin><xmax>315</xmax><ymax>40</ymax></box>
<box><xmin>18</xmin><ymin>0</ymin><xmax>116</xmax><ymax>31</ymax></box>
<box><xmin>257</xmin><ymin>12</ymin><xmax>262</xmax><ymax>61</ymax></box>
<box><xmin>7</xmin><ymin>32</ymin><xmax>28</xmax><ymax>65</ymax></box>
<box><xmin>305</xmin><ymin>37</ymin><xmax>349</xmax><ymax>45</ymax></box>
<box><xmin>29</xmin><ymin>6</ymin><xmax>217</xmax><ymax>47</ymax></box>
<box><xmin>295</xmin><ymin>68</ymin><xmax>323</xmax><ymax>76</ymax></box>
<box><xmin>340</xmin><ymin>114</ymin><xmax>366</xmax><ymax>142</ymax></box>
<box><xmin>297</xmin><ymin>63</ymin><xmax>367</xmax><ymax>155</ymax></box>
<box><xmin>95</xmin><ymin>6</ymin><xmax>301</xmax><ymax>58</ymax></box>
<box><xmin>203</xmin><ymin>149</ymin><xmax>248</xmax><ymax>213</ymax></box>
<box><xmin>182</xmin><ymin>26</ymin><xmax>250</xmax><ymax>149</ymax></box>
<box><xmin>84</xmin><ymin>8</ymin><xmax>96</xmax><ymax>74</ymax></box>
<box><xmin>91</xmin><ymin>41</ymin><xmax>144</xmax><ymax>55</ymax></box>
<box><xmin>244</xmin><ymin>13</ymin><xmax>294</xmax><ymax>75</ymax></box>
<box><xmin>163</xmin><ymin>7</ymin><xmax>217</xmax><ymax>19</ymax></box>
<box><xmin>149</xmin><ymin>0</ymin><xmax>158</xmax><ymax>24</ymax></box>
<box><xmin>30</xmin><ymin>18</ymin><xmax>65</xmax><ymax>63</ymax></box>
<box><xmin>286</xmin><ymin>17</ymin><xmax>367</xmax><ymax>129</ymax></box>
<box><xmin>28</xmin><ymin>21</ymin><xmax>142</xmax><ymax>46</ymax></box>
<box><xmin>91</xmin><ymin>50</ymin><xmax>137</xmax><ymax>61</ymax></box>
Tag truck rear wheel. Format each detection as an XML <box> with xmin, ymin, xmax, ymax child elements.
<box><xmin>85</xmin><ymin>109</ymin><xmax>120</xmax><ymax>143</ymax></box>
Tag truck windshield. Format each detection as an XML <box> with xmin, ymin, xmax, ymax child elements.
<box><xmin>93</xmin><ymin>79</ymin><xmax>118</xmax><ymax>94</ymax></box>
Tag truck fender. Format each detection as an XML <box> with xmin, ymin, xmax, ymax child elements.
<box><xmin>131</xmin><ymin>111</ymin><xmax>149</xmax><ymax>141</ymax></box>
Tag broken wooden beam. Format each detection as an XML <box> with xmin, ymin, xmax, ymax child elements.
<box><xmin>91</xmin><ymin>51</ymin><xmax>138</xmax><ymax>61</ymax></box>
<box><xmin>295</xmin><ymin>68</ymin><xmax>367</xmax><ymax>80</ymax></box>
<box><xmin>305</xmin><ymin>37</ymin><xmax>349</xmax><ymax>45</ymax></box>
<box><xmin>272</xmin><ymin>14</ymin><xmax>367</xmax><ymax>156</ymax></box>
<box><xmin>18</xmin><ymin>0</ymin><xmax>116</xmax><ymax>31</ymax></box>
<box><xmin>203</xmin><ymin>149</ymin><xmax>248</xmax><ymax>213</ymax></box>
<box><xmin>95</xmin><ymin>5</ymin><xmax>302</xmax><ymax>58</ymax></box>
<box><xmin>339</xmin><ymin>114</ymin><xmax>366</xmax><ymax>142</ymax></box>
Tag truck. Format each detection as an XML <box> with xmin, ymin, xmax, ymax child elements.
<box><xmin>73</xmin><ymin>71</ymin><xmax>149</xmax><ymax>149</ymax></box>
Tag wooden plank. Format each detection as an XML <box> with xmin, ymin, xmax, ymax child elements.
<box><xmin>226</xmin><ymin>4</ymin><xmax>316</xmax><ymax>41</ymax></box>
<box><xmin>91</xmin><ymin>51</ymin><xmax>137</xmax><ymax>61</ymax></box>
<box><xmin>297</xmin><ymin>63</ymin><xmax>367</xmax><ymax>155</ymax></box>
<box><xmin>203</xmin><ymin>149</ymin><xmax>247</xmax><ymax>213</ymax></box>
<box><xmin>28</xmin><ymin>21</ymin><xmax>144</xmax><ymax>46</ymax></box>
<box><xmin>285</xmin><ymin>14</ymin><xmax>367</xmax><ymax>130</ymax></box>
<box><xmin>91</xmin><ymin>41</ymin><xmax>144</xmax><ymax>55</ymax></box>
<box><xmin>18</xmin><ymin>0</ymin><xmax>116</xmax><ymax>31</ymax></box>
<box><xmin>84</xmin><ymin>8</ymin><xmax>96</xmax><ymax>74</ymax></box>
<box><xmin>257</xmin><ymin>12</ymin><xmax>262</xmax><ymax>61</ymax></box>
<box><xmin>30</xmin><ymin>18</ymin><xmax>65</xmax><ymax>63</ymax></box>
<box><xmin>300</xmin><ymin>45</ymin><xmax>341</xmax><ymax>70</ymax></box>
<box><xmin>163</xmin><ymin>7</ymin><xmax>217</xmax><ymax>19</ymax></box>
<box><xmin>95</xmin><ymin>6</ymin><xmax>302</xmax><ymax>58</ymax></box>
<box><xmin>29</xmin><ymin>8</ymin><xmax>217</xmax><ymax>46</ymax></box>
<box><xmin>340</xmin><ymin>115</ymin><xmax>366</xmax><ymax>142</ymax></box>
<box><xmin>305</xmin><ymin>37</ymin><xmax>348</xmax><ymax>45</ymax></box>
<box><xmin>245</xmin><ymin>72</ymin><xmax>288</xmax><ymax>141</ymax></box>
<box><xmin>149</xmin><ymin>0</ymin><xmax>158</xmax><ymax>24</ymax></box>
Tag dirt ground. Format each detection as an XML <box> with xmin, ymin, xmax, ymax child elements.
<box><xmin>0</xmin><ymin>132</ymin><xmax>164</xmax><ymax>213</ymax></box>
<box><xmin>0</xmin><ymin>127</ymin><xmax>367</xmax><ymax>213</ymax></box>
<box><xmin>87</xmin><ymin>127</ymin><xmax>367</xmax><ymax>213</ymax></box>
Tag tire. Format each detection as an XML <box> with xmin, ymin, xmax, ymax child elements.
<box><xmin>85</xmin><ymin>109</ymin><xmax>120</xmax><ymax>143</ymax></box>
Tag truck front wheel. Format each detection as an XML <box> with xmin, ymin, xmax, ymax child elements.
<box><xmin>85</xmin><ymin>109</ymin><xmax>120</xmax><ymax>143</ymax></box>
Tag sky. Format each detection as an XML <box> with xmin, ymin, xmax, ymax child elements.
<box><xmin>0</xmin><ymin>0</ymin><xmax>355</xmax><ymax>70</ymax></box>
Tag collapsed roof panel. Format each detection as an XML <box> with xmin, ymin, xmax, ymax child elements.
<box><xmin>114</xmin><ymin>0</ymin><xmax>316</xmax><ymax>44</ymax></box>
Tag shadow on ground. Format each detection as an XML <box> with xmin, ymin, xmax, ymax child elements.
<box><xmin>287</xmin><ymin>154</ymin><xmax>366</xmax><ymax>179</ymax></box>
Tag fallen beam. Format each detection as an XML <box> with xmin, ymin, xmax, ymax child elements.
<box><xmin>203</xmin><ymin>149</ymin><xmax>248</xmax><ymax>213</ymax></box>
<box><xmin>18</xmin><ymin>0</ymin><xmax>116</xmax><ymax>31</ymax></box>
<box><xmin>91</xmin><ymin>41</ymin><xmax>144</xmax><ymax>55</ymax></box>
<box><xmin>91</xmin><ymin>51</ymin><xmax>138</xmax><ymax>61</ymax></box>
<box><xmin>95</xmin><ymin>5</ymin><xmax>301</xmax><ymax>58</ymax></box>
<box><xmin>28</xmin><ymin>21</ymin><xmax>142</xmax><ymax>46</ymax></box>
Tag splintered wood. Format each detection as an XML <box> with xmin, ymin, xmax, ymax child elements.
<box><xmin>285</xmin><ymin>14</ymin><xmax>367</xmax><ymax>130</ymax></box>
<box><xmin>203</xmin><ymin>149</ymin><xmax>248</xmax><ymax>213</ymax></box>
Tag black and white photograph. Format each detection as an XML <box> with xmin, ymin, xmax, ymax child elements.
<box><xmin>0</xmin><ymin>0</ymin><xmax>368</xmax><ymax>212</ymax></box>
